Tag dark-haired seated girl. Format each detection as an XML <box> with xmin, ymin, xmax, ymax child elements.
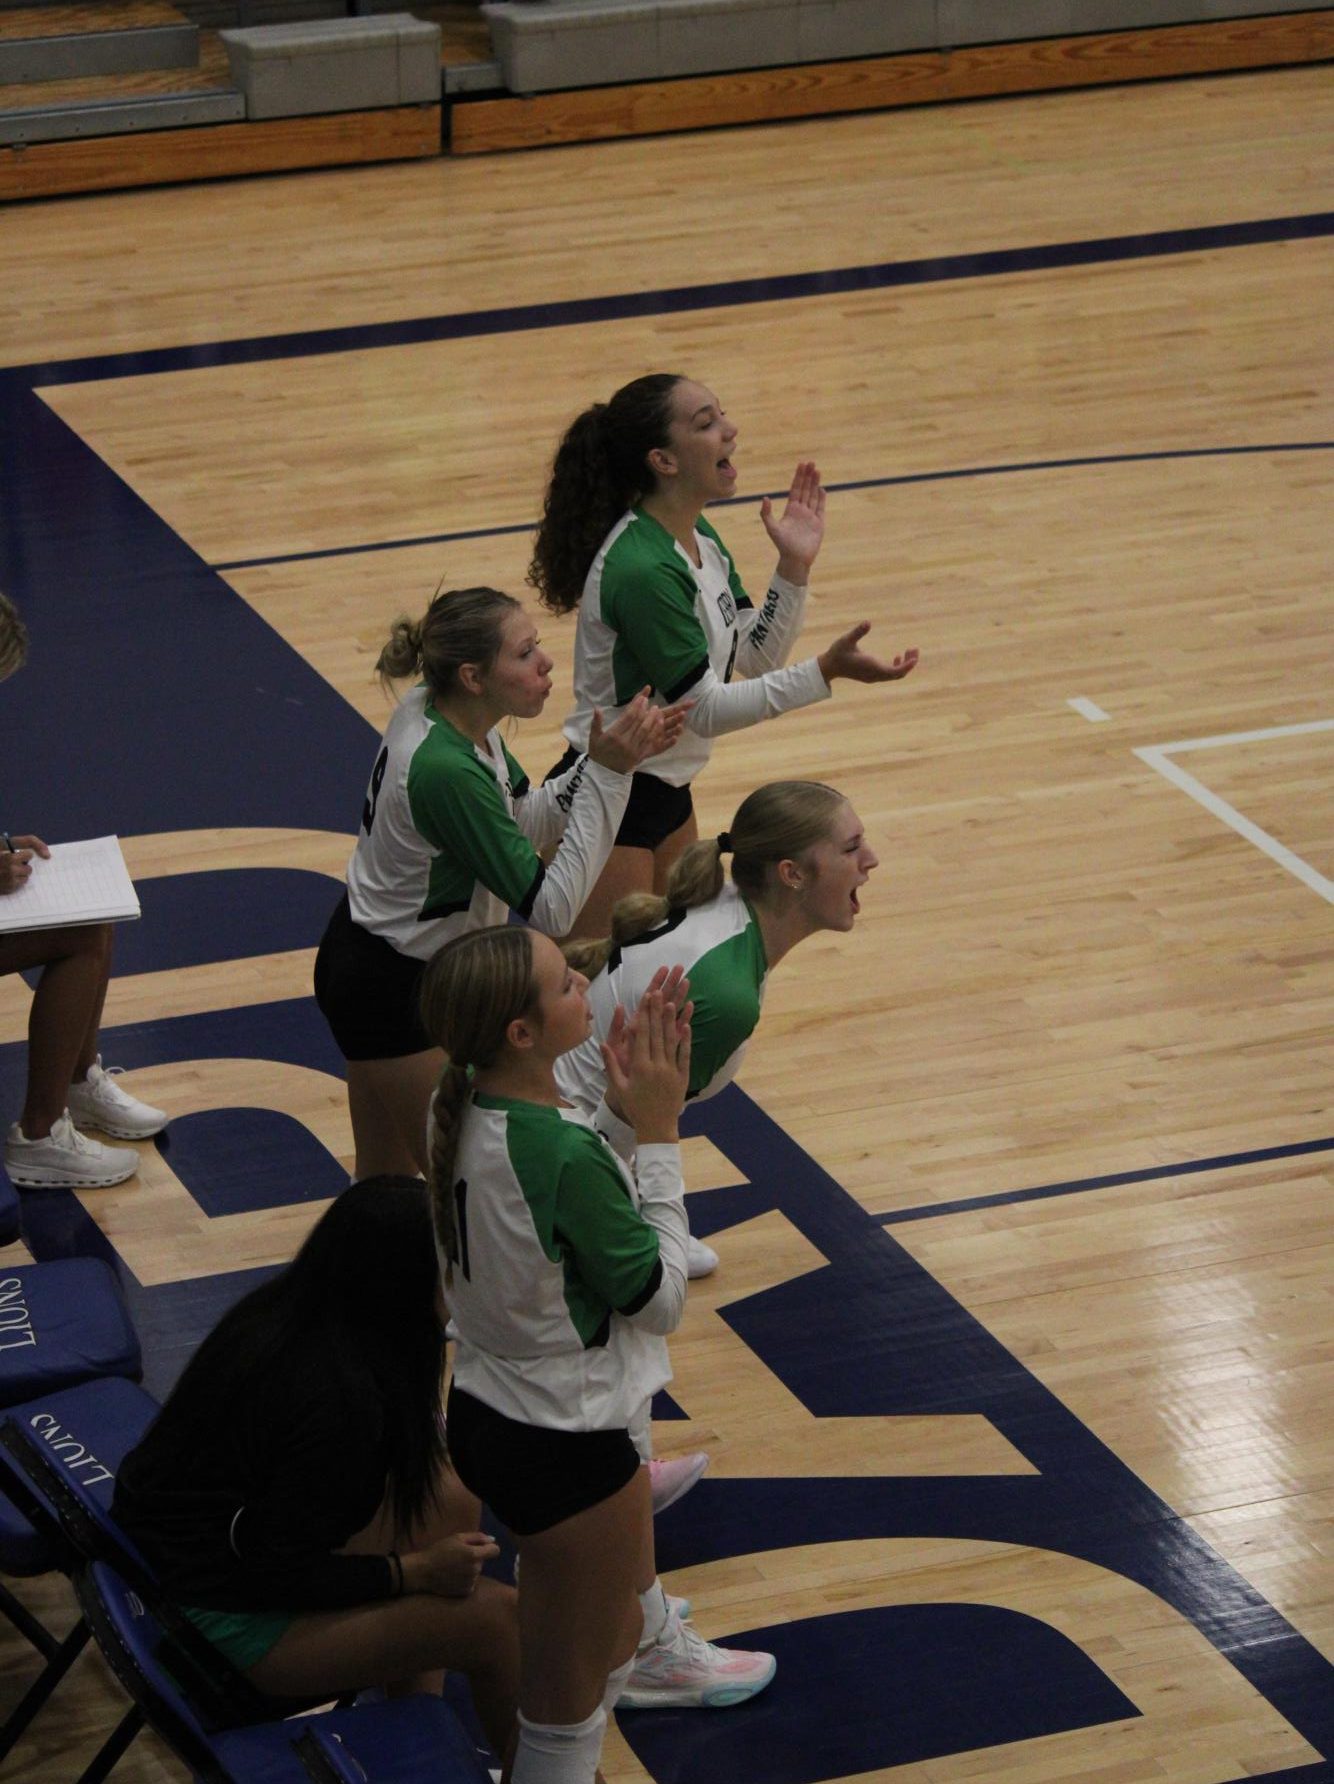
<box><xmin>113</xmin><ymin>1176</ymin><xmax>518</xmax><ymax>1768</ymax></box>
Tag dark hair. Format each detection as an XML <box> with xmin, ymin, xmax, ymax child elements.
<box><xmin>528</xmin><ymin>373</ymin><xmax>685</xmax><ymax>614</ymax></box>
<box><xmin>377</xmin><ymin>586</ymin><xmax>520</xmax><ymax>700</ymax></box>
<box><xmin>0</xmin><ymin>592</ymin><xmax>29</xmax><ymax>683</ymax></box>
<box><xmin>419</xmin><ymin>927</ymin><xmax>538</xmax><ymax>1283</ymax></box>
<box><xmin>565</xmin><ymin>781</ymin><xmax>848</xmax><ymax>976</ymax></box>
<box><xmin>132</xmin><ymin>1177</ymin><xmax>446</xmax><ymax>1537</ymax></box>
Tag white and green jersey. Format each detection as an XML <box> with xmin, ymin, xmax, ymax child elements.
<box><xmin>441</xmin><ymin>1095</ymin><xmax>688</xmax><ymax>1432</ymax></box>
<box><xmin>561</xmin><ymin>507</ymin><xmax>831</xmax><ymax>787</ymax></box>
<box><xmin>556</xmin><ymin>885</ymin><xmax>768</xmax><ymax>1124</ymax></box>
<box><xmin>346</xmin><ymin>688</ymin><xmax>629</xmax><ymax>960</ymax></box>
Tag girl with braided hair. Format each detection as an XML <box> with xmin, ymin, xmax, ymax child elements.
<box><xmin>421</xmin><ymin>926</ymin><xmax>776</xmax><ymax>1784</ymax></box>
<box><xmin>529</xmin><ymin>373</ymin><xmax>916</xmax><ymax>941</ymax></box>
<box><xmin>313</xmin><ymin>585</ymin><xmax>685</xmax><ymax>1182</ymax></box>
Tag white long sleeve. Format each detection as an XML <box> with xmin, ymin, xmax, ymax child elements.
<box><xmin>685</xmin><ymin>653</ymin><xmax>831</xmax><ymax>740</ymax></box>
<box><xmin>621</xmin><ymin>1142</ymin><xmax>689</xmax><ymax>1336</ymax></box>
<box><xmin>734</xmin><ymin>571</ymin><xmax>810</xmax><ymax>675</ymax></box>
<box><xmin>525</xmin><ymin>757</ymin><xmax>631</xmax><ymax>936</ymax></box>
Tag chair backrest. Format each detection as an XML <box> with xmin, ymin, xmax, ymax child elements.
<box><xmin>0</xmin><ymin>1385</ymin><xmax>281</xmax><ymax>1730</ymax></box>
<box><xmin>0</xmin><ymin>1376</ymin><xmax>159</xmax><ymax>1579</ymax></box>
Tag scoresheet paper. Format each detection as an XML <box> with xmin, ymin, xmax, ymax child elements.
<box><xmin>0</xmin><ymin>836</ymin><xmax>140</xmax><ymax>932</ymax></box>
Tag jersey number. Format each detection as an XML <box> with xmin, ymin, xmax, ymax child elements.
<box><xmin>723</xmin><ymin>630</ymin><xmax>740</xmax><ymax>683</ymax></box>
<box><xmin>446</xmin><ymin>1176</ymin><xmax>471</xmax><ymax>1282</ymax></box>
<box><xmin>362</xmin><ymin>747</ymin><xmax>389</xmax><ymax>834</ymax></box>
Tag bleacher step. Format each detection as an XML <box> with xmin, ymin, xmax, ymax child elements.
<box><xmin>0</xmin><ymin>1</ymin><xmax>197</xmax><ymax>84</ymax></box>
<box><xmin>0</xmin><ymin>31</ymin><xmax>240</xmax><ymax>141</ymax></box>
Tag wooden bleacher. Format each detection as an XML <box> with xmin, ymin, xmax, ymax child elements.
<box><xmin>0</xmin><ymin>1</ymin><xmax>1330</xmax><ymax>201</ymax></box>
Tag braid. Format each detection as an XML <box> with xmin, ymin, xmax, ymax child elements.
<box><xmin>427</xmin><ymin>1063</ymin><xmax>471</xmax><ymax>1286</ymax></box>
<box><xmin>417</xmin><ymin>924</ymin><xmax>540</xmax><ymax>1284</ymax></box>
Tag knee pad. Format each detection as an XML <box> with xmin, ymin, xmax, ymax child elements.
<box><xmin>511</xmin><ymin>1704</ymin><xmax>607</xmax><ymax>1784</ymax></box>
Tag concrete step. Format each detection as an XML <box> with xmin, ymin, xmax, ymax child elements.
<box><xmin>0</xmin><ymin>1</ymin><xmax>197</xmax><ymax>83</ymax></box>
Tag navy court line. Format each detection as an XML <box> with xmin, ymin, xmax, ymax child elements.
<box><xmin>19</xmin><ymin>210</ymin><xmax>1334</xmax><ymax>389</ymax></box>
<box><xmin>211</xmin><ymin>440</ymin><xmax>1334</xmax><ymax>572</ymax></box>
<box><xmin>877</xmin><ymin>1134</ymin><xmax>1334</xmax><ymax>1226</ymax></box>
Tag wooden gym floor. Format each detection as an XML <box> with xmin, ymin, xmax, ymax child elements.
<box><xmin>0</xmin><ymin>61</ymin><xmax>1331</xmax><ymax>1783</ymax></box>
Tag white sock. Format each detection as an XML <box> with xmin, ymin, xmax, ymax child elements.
<box><xmin>511</xmin><ymin>1705</ymin><xmax>606</xmax><ymax>1784</ymax></box>
<box><xmin>638</xmin><ymin>1577</ymin><xmax>670</xmax><ymax>1649</ymax></box>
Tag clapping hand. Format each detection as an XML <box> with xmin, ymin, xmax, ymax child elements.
<box><xmin>818</xmin><ymin>623</ymin><xmax>919</xmax><ymax>686</ymax></box>
<box><xmin>760</xmin><ymin>460</ymin><xmax>826</xmax><ymax>579</ymax></box>
<box><xmin>602</xmin><ymin>977</ymin><xmax>692</xmax><ymax>1144</ymax></box>
<box><xmin>588</xmin><ymin>690</ymin><xmax>694</xmax><ymax>774</ymax></box>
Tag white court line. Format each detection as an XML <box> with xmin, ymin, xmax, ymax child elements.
<box><xmin>1134</xmin><ymin>717</ymin><xmax>1334</xmax><ymax>904</ymax></box>
<box><xmin>1068</xmin><ymin>696</ymin><xmax>1111</xmax><ymax>722</ymax></box>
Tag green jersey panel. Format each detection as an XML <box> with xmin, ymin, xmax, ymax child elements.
<box><xmin>406</xmin><ymin>721</ymin><xmax>541</xmax><ymax>918</ymax></box>
<box><xmin>502</xmin><ymin>1104</ymin><xmax>660</xmax><ymax>1346</ymax></box>
<box><xmin>601</xmin><ymin>511</ymin><xmax>711</xmax><ymax>703</ymax></box>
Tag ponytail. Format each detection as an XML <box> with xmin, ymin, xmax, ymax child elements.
<box><xmin>377</xmin><ymin>586</ymin><xmax>519</xmax><ymax>700</ymax></box>
<box><xmin>529</xmin><ymin>373</ymin><xmax>685</xmax><ymax>615</ymax></box>
<box><xmin>567</xmin><ymin>783</ymin><xmax>850</xmax><ymax>980</ymax></box>
<box><xmin>563</xmin><ymin>837</ymin><xmax>725</xmax><ymax>976</ymax></box>
<box><xmin>376</xmin><ymin>614</ymin><xmax>423</xmax><ymax>688</ymax></box>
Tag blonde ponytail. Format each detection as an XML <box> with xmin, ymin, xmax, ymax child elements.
<box><xmin>564</xmin><ymin>842</ymin><xmax>725</xmax><ymax>977</ymax></box>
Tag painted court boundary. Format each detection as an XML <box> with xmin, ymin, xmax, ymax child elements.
<box><xmin>877</xmin><ymin>1133</ymin><xmax>1334</xmax><ymax>1225</ymax></box>
<box><xmin>211</xmin><ymin>441</ymin><xmax>1334</xmax><ymax>572</ymax></box>
<box><xmin>1137</xmin><ymin>719</ymin><xmax>1334</xmax><ymax>905</ymax></box>
<box><xmin>13</xmin><ymin>208</ymin><xmax>1334</xmax><ymax>390</ymax></box>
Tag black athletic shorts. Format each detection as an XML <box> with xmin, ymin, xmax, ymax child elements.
<box><xmin>312</xmin><ymin>893</ymin><xmax>432</xmax><ymax>1062</ymax></box>
<box><xmin>445</xmin><ymin>1383</ymin><xmax>640</xmax><ymax>1536</ymax></box>
<box><xmin>546</xmin><ymin>745</ymin><xmax>694</xmax><ymax>852</ymax></box>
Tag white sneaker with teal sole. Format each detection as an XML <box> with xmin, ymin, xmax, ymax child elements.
<box><xmin>617</xmin><ymin>1606</ymin><xmax>775</xmax><ymax>1709</ymax></box>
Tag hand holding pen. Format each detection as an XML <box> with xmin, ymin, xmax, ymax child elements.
<box><xmin>0</xmin><ymin>833</ymin><xmax>49</xmax><ymax>895</ymax></box>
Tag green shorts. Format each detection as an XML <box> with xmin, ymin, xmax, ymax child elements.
<box><xmin>181</xmin><ymin>1603</ymin><xmax>295</xmax><ymax>1671</ymax></box>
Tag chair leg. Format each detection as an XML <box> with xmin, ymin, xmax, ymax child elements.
<box><xmin>0</xmin><ymin>1615</ymin><xmax>91</xmax><ymax>1759</ymax></box>
<box><xmin>74</xmin><ymin>1704</ymin><xmax>144</xmax><ymax>1784</ymax></box>
<box><xmin>0</xmin><ymin>1578</ymin><xmax>62</xmax><ymax>1660</ymax></box>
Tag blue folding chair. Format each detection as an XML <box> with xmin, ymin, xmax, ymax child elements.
<box><xmin>0</xmin><ymin>1256</ymin><xmax>142</xmax><ymax>1409</ymax></box>
<box><xmin>0</xmin><ymin>1374</ymin><xmax>160</xmax><ymax>1771</ymax></box>
<box><xmin>79</xmin><ymin>1559</ymin><xmax>496</xmax><ymax>1784</ymax></box>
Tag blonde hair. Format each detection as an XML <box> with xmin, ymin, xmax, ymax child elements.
<box><xmin>378</xmin><ymin>586</ymin><xmax>520</xmax><ymax>700</ymax></box>
<box><xmin>418</xmin><ymin>926</ymin><xmax>537</xmax><ymax>1281</ymax></box>
<box><xmin>565</xmin><ymin>780</ymin><xmax>849</xmax><ymax>976</ymax></box>
<box><xmin>0</xmin><ymin>593</ymin><xmax>29</xmax><ymax>683</ymax></box>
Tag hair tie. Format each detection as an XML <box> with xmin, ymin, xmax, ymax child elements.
<box><xmin>715</xmin><ymin>832</ymin><xmax>733</xmax><ymax>854</ymax></box>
